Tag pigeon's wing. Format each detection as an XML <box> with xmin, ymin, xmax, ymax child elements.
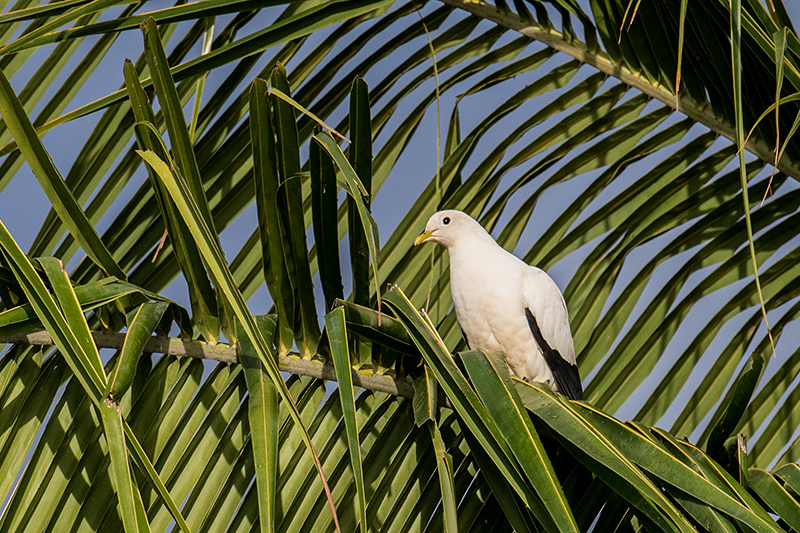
<box><xmin>522</xmin><ymin>268</ymin><xmax>584</xmax><ymax>401</ymax></box>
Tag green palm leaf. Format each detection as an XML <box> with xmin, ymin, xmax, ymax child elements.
<box><xmin>1</xmin><ymin>0</ymin><xmax>799</xmax><ymax>530</ymax></box>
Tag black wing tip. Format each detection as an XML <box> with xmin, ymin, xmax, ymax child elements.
<box><xmin>561</xmin><ymin>365</ymin><xmax>585</xmax><ymax>401</ymax></box>
<box><xmin>524</xmin><ymin>308</ymin><xmax>585</xmax><ymax>401</ymax></box>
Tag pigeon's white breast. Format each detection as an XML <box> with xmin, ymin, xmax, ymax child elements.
<box><xmin>448</xmin><ymin>243</ymin><xmax>553</xmax><ymax>383</ymax></box>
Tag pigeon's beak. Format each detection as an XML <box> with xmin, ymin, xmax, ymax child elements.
<box><xmin>414</xmin><ymin>229</ymin><xmax>435</xmax><ymax>246</ymax></box>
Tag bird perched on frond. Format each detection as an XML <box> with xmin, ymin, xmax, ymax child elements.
<box><xmin>414</xmin><ymin>210</ymin><xmax>584</xmax><ymax>401</ymax></box>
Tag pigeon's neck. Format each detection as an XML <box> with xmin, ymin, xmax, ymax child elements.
<box><xmin>448</xmin><ymin>231</ymin><xmax>506</xmax><ymax>260</ymax></box>
<box><xmin>448</xmin><ymin>234</ymin><xmax>528</xmax><ymax>292</ymax></box>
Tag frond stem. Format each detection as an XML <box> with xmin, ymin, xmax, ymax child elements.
<box><xmin>1</xmin><ymin>329</ymin><xmax>419</xmax><ymax>400</ymax></box>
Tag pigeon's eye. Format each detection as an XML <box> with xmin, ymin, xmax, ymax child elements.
<box><xmin>443</xmin><ymin>217</ymin><xmax>451</xmax><ymax>225</ymax></box>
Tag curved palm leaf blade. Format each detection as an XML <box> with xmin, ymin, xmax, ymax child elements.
<box><xmin>0</xmin><ymin>0</ymin><xmax>799</xmax><ymax>530</ymax></box>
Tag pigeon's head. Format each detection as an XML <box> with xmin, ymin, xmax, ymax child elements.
<box><xmin>414</xmin><ymin>210</ymin><xmax>486</xmax><ymax>249</ymax></box>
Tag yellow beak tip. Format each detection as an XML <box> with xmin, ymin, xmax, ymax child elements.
<box><xmin>414</xmin><ymin>230</ymin><xmax>434</xmax><ymax>246</ymax></box>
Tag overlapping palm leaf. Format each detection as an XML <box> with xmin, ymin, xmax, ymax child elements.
<box><xmin>0</xmin><ymin>0</ymin><xmax>799</xmax><ymax>530</ymax></box>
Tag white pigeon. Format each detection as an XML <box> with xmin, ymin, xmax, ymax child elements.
<box><xmin>414</xmin><ymin>210</ymin><xmax>584</xmax><ymax>400</ymax></box>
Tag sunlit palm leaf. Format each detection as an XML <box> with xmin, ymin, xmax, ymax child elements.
<box><xmin>1</xmin><ymin>0</ymin><xmax>799</xmax><ymax>530</ymax></box>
